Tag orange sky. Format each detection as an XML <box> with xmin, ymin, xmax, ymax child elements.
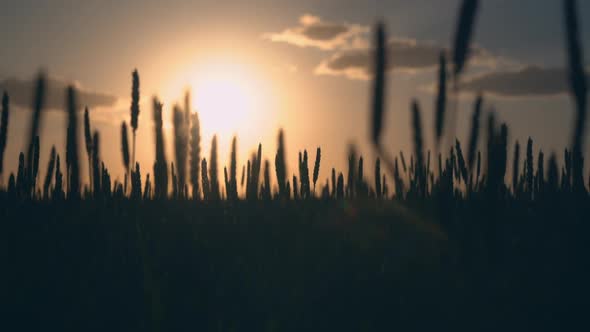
<box><xmin>1</xmin><ymin>0</ymin><xmax>589</xmax><ymax>189</ymax></box>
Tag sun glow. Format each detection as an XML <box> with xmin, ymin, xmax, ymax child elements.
<box><xmin>164</xmin><ymin>61</ymin><xmax>271</xmax><ymax>140</ymax></box>
<box><xmin>193</xmin><ymin>72</ymin><xmax>253</xmax><ymax>134</ymax></box>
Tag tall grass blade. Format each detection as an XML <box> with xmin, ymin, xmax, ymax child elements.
<box><xmin>371</xmin><ymin>22</ymin><xmax>387</xmax><ymax>146</ymax></box>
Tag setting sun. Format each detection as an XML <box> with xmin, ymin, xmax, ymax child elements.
<box><xmin>164</xmin><ymin>61</ymin><xmax>272</xmax><ymax>140</ymax></box>
<box><xmin>193</xmin><ymin>71</ymin><xmax>254</xmax><ymax>134</ymax></box>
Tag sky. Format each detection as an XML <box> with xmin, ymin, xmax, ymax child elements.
<box><xmin>1</xmin><ymin>0</ymin><xmax>589</xmax><ymax>188</ymax></box>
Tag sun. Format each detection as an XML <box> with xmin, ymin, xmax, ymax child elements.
<box><xmin>164</xmin><ymin>61</ymin><xmax>268</xmax><ymax>140</ymax></box>
<box><xmin>192</xmin><ymin>71</ymin><xmax>254</xmax><ymax>135</ymax></box>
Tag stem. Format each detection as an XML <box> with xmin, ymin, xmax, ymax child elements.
<box><xmin>373</xmin><ymin>144</ymin><xmax>396</xmax><ymax>181</ymax></box>
<box><xmin>132</xmin><ymin>131</ymin><xmax>137</xmax><ymax>172</ymax></box>
<box><xmin>88</xmin><ymin>157</ymin><xmax>92</xmax><ymax>194</ymax></box>
<box><xmin>445</xmin><ymin>77</ymin><xmax>460</xmax><ymax>154</ymax></box>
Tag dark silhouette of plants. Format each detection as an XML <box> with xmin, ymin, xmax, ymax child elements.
<box><xmin>434</xmin><ymin>53</ymin><xmax>447</xmax><ymax>149</ymax></box>
<box><xmin>337</xmin><ymin>172</ymin><xmax>344</xmax><ymax>199</ymax></box>
<box><xmin>262</xmin><ymin>159</ymin><xmax>271</xmax><ymax>200</ymax></box>
<box><xmin>153</xmin><ymin>97</ymin><xmax>168</xmax><ymax>199</ymax></box>
<box><xmin>0</xmin><ymin>93</ymin><xmax>10</xmax><ymax>178</ymax></box>
<box><xmin>246</xmin><ymin>160</ymin><xmax>251</xmax><ymax>197</ymax></box>
<box><xmin>92</xmin><ymin>132</ymin><xmax>101</xmax><ymax>197</ymax></box>
<box><xmin>101</xmin><ymin>162</ymin><xmax>111</xmax><ymax>198</ymax></box>
<box><xmin>293</xmin><ymin>175</ymin><xmax>299</xmax><ymax>200</ymax></box>
<box><xmin>375</xmin><ymin>158</ymin><xmax>382</xmax><ymax>198</ymax></box>
<box><xmin>240</xmin><ymin>164</ymin><xmax>245</xmax><ymax>190</ymax></box>
<box><xmin>331</xmin><ymin>168</ymin><xmax>336</xmax><ymax>197</ymax></box>
<box><xmin>411</xmin><ymin>101</ymin><xmax>425</xmax><ymax>197</ymax></box>
<box><xmin>357</xmin><ymin>155</ymin><xmax>365</xmax><ymax>197</ymax></box>
<box><xmin>455</xmin><ymin>140</ymin><xmax>468</xmax><ymax>185</ymax></box>
<box><xmin>452</xmin><ymin>0</ymin><xmax>479</xmax><ymax>78</ymax></box>
<box><xmin>130</xmin><ymin>69</ymin><xmax>140</xmax><ymax>169</ymax></box>
<box><xmin>42</xmin><ymin>146</ymin><xmax>56</xmax><ymax>199</ymax></box>
<box><xmin>25</xmin><ymin>74</ymin><xmax>46</xmax><ymax>195</ymax></box>
<box><xmin>564</xmin><ymin>0</ymin><xmax>587</xmax><ymax>195</ymax></box>
<box><xmin>228</xmin><ymin>137</ymin><xmax>238</xmax><ymax>200</ymax></box>
<box><xmin>526</xmin><ymin>137</ymin><xmax>534</xmax><ymax>198</ymax></box>
<box><xmin>84</xmin><ymin>107</ymin><xmax>93</xmax><ymax>186</ymax></box>
<box><xmin>53</xmin><ymin>153</ymin><xmax>64</xmax><ymax>200</ymax></box>
<box><xmin>400</xmin><ymin>151</ymin><xmax>407</xmax><ymax>174</ymax></box>
<box><xmin>171</xmin><ymin>162</ymin><xmax>178</xmax><ymax>198</ymax></box>
<box><xmin>143</xmin><ymin>173</ymin><xmax>152</xmax><ymax>200</ymax></box>
<box><xmin>347</xmin><ymin>145</ymin><xmax>356</xmax><ymax>198</ymax></box>
<box><xmin>371</xmin><ymin>22</ymin><xmax>386</xmax><ymax>148</ymax></box>
<box><xmin>189</xmin><ymin>112</ymin><xmax>201</xmax><ymax>200</ymax></box>
<box><xmin>245</xmin><ymin>144</ymin><xmax>262</xmax><ymax>200</ymax></box>
<box><xmin>312</xmin><ymin>147</ymin><xmax>321</xmax><ymax>192</ymax></box>
<box><xmin>16</xmin><ymin>152</ymin><xmax>25</xmax><ymax>195</ymax></box>
<box><xmin>173</xmin><ymin>105</ymin><xmax>188</xmax><ymax>198</ymax></box>
<box><xmin>300</xmin><ymin>149</ymin><xmax>311</xmax><ymax>199</ymax></box>
<box><xmin>537</xmin><ymin>150</ymin><xmax>545</xmax><ymax>196</ymax></box>
<box><xmin>65</xmin><ymin>86</ymin><xmax>80</xmax><ymax>199</ymax></box>
<box><xmin>131</xmin><ymin>162</ymin><xmax>142</xmax><ymax>199</ymax></box>
<box><xmin>467</xmin><ymin>95</ymin><xmax>482</xmax><ymax>174</ymax></box>
<box><xmin>447</xmin><ymin>0</ymin><xmax>479</xmax><ymax>143</ymax></box>
<box><xmin>31</xmin><ymin>135</ymin><xmax>40</xmax><ymax>195</ymax></box>
<box><xmin>201</xmin><ymin>158</ymin><xmax>210</xmax><ymax>201</ymax></box>
<box><xmin>274</xmin><ymin>129</ymin><xmax>287</xmax><ymax>199</ymax></box>
<box><xmin>209</xmin><ymin>135</ymin><xmax>220</xmax><ymax>200</ymax></box>
<box><xmin>512</xmin><ymin>141</ymin><xmax>520</xmax><ymax>194</ymax></box>
<box><xmin>121</xmin><ymin>121</ymin><xmax>130</xmax><ymax>193</ymax></box>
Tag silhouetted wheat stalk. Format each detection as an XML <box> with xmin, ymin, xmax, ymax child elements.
<box><xmin>526</xmin><ymin>137</ymin><xmax>534</xmax><ymax>198</ymax></box>
<box><xmin>42</xmin><ymin>146</ymin><xmax>56</xmax><ymax>199</ymax></box>
<box><xmin>369</xmin><ymin>22</ymin><xmax>398</xmax><ymax>181</ymax></box>
<box><xmin>448</xmin><ymin>0</ymin><xmax>479</xmax><ymax>148</ymax></box>
<box><xmin>84</xmin><ymin>107</ymin><xmax>93</xmax><ymax>187</ymax></box>
<box><xmin>92</xmin><ymin>131</ymin><xmax>101</xmax><ymax>197</ymax></box>
<box><xmin>25</xmin><ymin>74</ymin><xmax>45</xmax><ymax>195</ymax></box>
<box><xmin>152</xmin><ymin>97</ymin><xmax>168</xmax><ymax>199</ymax></box>
<box><xmin>371</xmin><ymin>22</ymin><xmax>387</xmax><ymax>148</ymax></box>
<box><xmin>467</xmin><ymin>94</ymin><xmax>482</xmax><ymax>173</ymax></box>
<box><xmin>130</xmin><ymin>69</ymin><xmax>140</xmax><ymax>170</ymax></box>
<box><xmin>65</xmin><ymin>86</ymin><xmax>80</xmax><ymax>199</ymax></box>
<box><xmin>0</xmin><ymin>93</ymin><xmax>10</xmax><ymax>182</ymax></box>
<box><xmin>375</xmin><ymin>158</ymin><xmax>382</xmax><ymax>198</ymax></box>
<box><xmin>173</xmin><ymin>105</ymin><xmax>188</xmax><ymax>198</ymax></box>
<box><xmin>190</xmin><ymin>112</ymin><xmax>201</xmax><ymax>199</ymax></box>
<box><xmin>228</xmin><ymin>136</ymin><xmax>238</xmax><ymax>200</ymax></box>
<box><xmin>262</xmin><ymin>159</ymin><xmax>271</xmax><ymax>200</ymax></box>
<box><xmin>434</xmin><ymin>53</ymin><xmax>447</xmax><ymax>149</ymax></box>
<box><xmin>201</xmin><ymin>158</ymin><xmax>210</xmax><ymax>201</ymax></box>
<box><xmin>121</xmin><ymin>121</ymin><xmax>130</xmax><ymax>193</ymax></box>
<box><xmin>347</xmin><ymin>145</ymin><xmax>356</xmax><ymax>198</ymax></box>
<box><xmin>412</xmin><ymin>100</ymin><xmax>425</xmax><ymax>196</ymax></box>
<box><xmin>274</xmin><ymin>129</ymin><xmax>287</xmax><ymax>199</ymax></box>
<box><xmin>54</xmin><ymin>153</ymin><xmax>63</xmax><ymax>199</ymax></box>
<box><xmin>313</xmin><ymin>147</ymin><xmax>321</xmax><ymax>192</ymax></box>
<box><xmin>31</xmin><ymin>135</ymin><xmax>40</xmax><ymax>195</ymax></box>
<box><xmin>564</xmin><ymin>0</ymin><xmax>587</xmax><ymax>194</ymax></box>
<box><xmin>209</xmin><ymin>135</ymin><xmax>220</xmax><ymax>200</ymax></box>
<box><xmin>512</xmin><ymin>141</ymin><xmax>520</xmax><ymax>194</ymax></box>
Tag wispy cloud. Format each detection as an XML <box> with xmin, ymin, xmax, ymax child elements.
<box><xmin>460</xmin><ymin>66</ymin><xmax>589</xmax><ymax>98</ymax></box>
<box><xmin>315</xmin><ymin>39</ymin><xmax>495</xmax><ymax>80</ymax></box>
<box><xmin>263</xmin><ymin>14</ymin><xmax>368</xmax><ymax>50</ymax></box>
<box><xmin>0</xmin><ymin>75</ymin><xmax>118</xmax><ymax>111</ymax></box>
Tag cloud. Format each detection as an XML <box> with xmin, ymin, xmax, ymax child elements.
<box><xmin>460</xmin><ymin>66</ymin><xmax>588</xmax><ymax>97</ymax></box>
<box><xmin>0</xmin><ymin>75</ymin><xmax>118</xmax><ymax>111</ymax></box>
<box><xmin>315</xmin><ymin>39</ymin><xmax>495</xmax><ymax>80</ymax></box>
<box><xmin>263</xmin><ymin>14</ymin><xmax>368</xmax><ymax>50</ymax></box>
